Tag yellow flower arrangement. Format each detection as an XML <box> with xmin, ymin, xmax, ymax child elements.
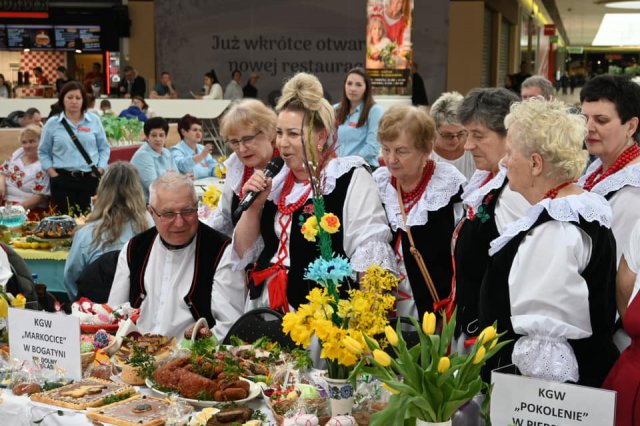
<box><xmin>213</xmin><ymin>156</ymin><xmax>227</xmax><ymax>178</ymax></box>
<box><xmin>202</xmin><ymin>185</ymin><xmax>222</xmax><ymax>210</ymax></box>
<box><xmin>319</xmin><ymin>213</ymin><xmax>340</xmax><ymax>234</ymax></box>
<box><xmin>353</xmin><ymin>310</ymin><xmax>509</xmax><ymax>425</ymax></box>
<box><xmin>282</xmin><ymin>265</ymin><xmax>398</xmax><ymax>379</ymax></box>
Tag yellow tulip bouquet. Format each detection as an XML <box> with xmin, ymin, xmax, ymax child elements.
<box><xmin>352</xmin><ymin>310</ymin><xmax>509</xmax><ymax>425</ymax></box>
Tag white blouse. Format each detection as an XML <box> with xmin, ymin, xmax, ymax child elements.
<box><xmin>624</xmin><ymin>221</ymin><xmax>640</xmax><ymax>305</ymax></box>
<box><xmin>462</xmin><ymin>167</ymin><xmax>530</xmax><ymax>234</ymax></box>
<box><xmin>579</xmin><ymin>160</ymin><xmax>640</xmax><ymax>266</ymax></box>
<box><xmin>490</xmin><ymin>191</ymin><xmax>613</xmax><ymax>383</ymax></box>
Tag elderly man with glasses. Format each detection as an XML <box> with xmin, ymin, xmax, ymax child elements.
<box><xmin>108</xmin><ymin>172</ymin><xmax>244</xmax><ymax>340</ymax></box>
<box><xmin>429</xmin><ymin>91</ymin><xmax>476</xmax><ymax>181</ymax></box>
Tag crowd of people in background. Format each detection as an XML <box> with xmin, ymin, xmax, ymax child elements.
<box><xmin>3</xmin><ymin>57</ymin><xmax>640</xmax><ymax>425</ymax></box>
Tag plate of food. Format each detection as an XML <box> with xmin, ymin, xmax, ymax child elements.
<box><xmin>146</xmin><ymin>361</ymin><xmax>261</xmax><ymax>408</ymax></box>
<box><xmin>112</xmin><ymin>333</ymin><xmax>175</xmax><ymax>369</ymax></box>
<box><xmin>30</xmin><ymin>377</ymin><xmax>134</xmax><ymax>410</ymax></box>
<box><xmin>86</xmin><ymin>394</ymin><xmax>188</xmax><ymax>426</ymax></box>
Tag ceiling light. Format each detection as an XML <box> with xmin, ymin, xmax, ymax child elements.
<box><xmin>603</xmin><ymin>1</ymin><xmax>640</xmax><ymax>9</ymax></box>
<box><xmin>592</xmin><ymin>13</ymin><xmax>640</xmax><ymax>45</ymax></box>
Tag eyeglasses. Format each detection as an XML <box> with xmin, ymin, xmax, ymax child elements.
<box><xmin>437</xmin><ymin>130</ymin><xmax>468</xmax><ymax>141</ymax></box>
<box><xmin>226</xmin><ymin>131</ymin><xmax>262</xmax><ymax>149</ymax></box>
<box><xmin>149</xmin><ymin>205</ymin><xmax>198</xmax><ymax>222</ymax></box>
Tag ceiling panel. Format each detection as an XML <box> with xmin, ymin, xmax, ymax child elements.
<box><xmin>556</xmin><ymin>0</ymin><xmax>640</xmax><ymax>46</ymax></box>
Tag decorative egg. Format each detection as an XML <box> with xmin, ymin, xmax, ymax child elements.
<box><xmin>93</xmin><ymin>329</ymin><xmax>110</xmax><ymax>349</ymax></box>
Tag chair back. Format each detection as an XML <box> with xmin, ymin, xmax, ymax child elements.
<box><xmin>223</xmin><ymin>308</ymin><xmax>297</xmax><ymax>350</ymax></box>
<box><xmin>76</xmin><ymin>250</ymin><xmax>120</xmax><ymax>303</ymax></box>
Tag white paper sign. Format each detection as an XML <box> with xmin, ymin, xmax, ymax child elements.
<box><xmin>491</xmin><ymin>367</ymin><xmax>616</xmax><ymax>426</ymax></box>
<box><xmin>8</xmin><ymin>308</ymin><xmax>81</xmax><ymax>380</ymax></box>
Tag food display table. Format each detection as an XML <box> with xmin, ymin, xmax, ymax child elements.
<box><xmin>0</xmin><ymin>385</ymin><xmax>275</xmax><ymax>426</ymax></box>
<box><xmin>12</xmin><ymin>247</ymin><xmax>68</xmax><ymax>295</ymax></box>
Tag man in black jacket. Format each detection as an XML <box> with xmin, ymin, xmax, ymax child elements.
<box><xmin>118</xmin><ymin>65</ymin><xmax>146</xmax><ymax>99</ymax></box>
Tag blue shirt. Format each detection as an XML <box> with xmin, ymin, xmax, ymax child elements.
<box><xmin>63</xmin><ymin>221</ymin><xmax>140</xmax><ymax>300</ymax></box>
<box><xmin>39</xmin><ymin>112</ymin><xmax>111</xmax><ymax>172</ymax></box>
<box><xmin>335</xmin><ymin>103</ymin><xmax>383</xmax><ymax>167</ymax></box>
<box><xmin>131</xmin><ymin>142</ymin><xmax>177</xmax><ymax>201</ymax></box>
<box><xmin>170</xmin><ymin>140</ymin><xmax>217</xmax><ymax>179</ymax></box>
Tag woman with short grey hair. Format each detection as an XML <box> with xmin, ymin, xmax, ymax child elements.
<box><xmin>451</xmin><ymin>88</ymin><xmax>529</xmax><ymax>345</ymax></box>
<box><xmin>430</xmin><ymin>91</ymin><xmax>476</xmax><ymax>180</ymax></box>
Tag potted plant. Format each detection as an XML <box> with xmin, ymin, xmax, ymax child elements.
<box><xmin>353</xmin><ymin>310</ymin><xmax>509</xmax><ymax>426</ymax></box>
<box><xmin>101</xmin><ymin>116</ymin><xmax>144</xmax><ymax>146</ymax></box>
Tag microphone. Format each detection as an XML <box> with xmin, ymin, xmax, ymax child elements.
<box><xmin>233</xmin><ymin>156</ymin><xmax>284</xmax><ymax>220</ymax></box>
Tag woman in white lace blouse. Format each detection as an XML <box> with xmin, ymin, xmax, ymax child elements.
<box><xmin>480</xmin><ymin>98</ymin><xmax>619</xmax><ymax>387</ymax></box>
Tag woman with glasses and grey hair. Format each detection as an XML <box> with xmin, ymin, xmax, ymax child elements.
<box><xmin>429</xmin><ymin>91</ymin><xmax>476</xmax><ymax>181</ymax></box>
<box><xmin>208</xmin><ymin>98</ymin><xmax>287</xmax><ymax>237</ymax></box>
<box><xmin>451</xmin><ymin>87</ymin><xmax>529</xmax><ymax>345</ymax></box>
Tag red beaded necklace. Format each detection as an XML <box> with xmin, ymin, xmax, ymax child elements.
<box><xmin>542</xmin><ymin>181</ymin><xmax>574</xmax><ymax>200</ymax></box>
<box><xmin>392</xmin><ymin>160</ymin><xmax>436</xmax><ymax>212</ymax></box>
<box><xmin>583</xmin><ymin>144</ymin><xmax>640</xmax><ymax>191</ymax></box>
<box><xmin>277</xmin><ymin>171</ymin><xmax>312</xmax><ymax>215</ymax></box>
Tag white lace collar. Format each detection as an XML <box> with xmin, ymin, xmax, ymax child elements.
<box><xmin>462</xmin><ymin>166</ymin><xmax>507</xmax><ymax>212</ymax></box>
<box><xmin>578</xmin><ymin>158</ymin><xmax>640</xmax><ymax>196</ymax></box>
<box><xmin>225</xmin><ymin>153</ymin><xmax>290</xmax><ymax>201</ymax></box>
<box><xmin>270</xmin><ymin>156</ymin><xmax>367</xmax><ymax>204</ymax></box>
<box><xmin>488</xmin><ymin>191</ymin><xmax>612</xmax><ymax>256</ymax></box>
<box><xmin>373</xmin><ymin>163</ymin><xmax>465</xmax><ymax>230</ymax></box>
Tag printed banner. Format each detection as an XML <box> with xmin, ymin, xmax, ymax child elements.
<box><xmin>366</xmin><ymin>0</ymin><xmax>414</xmax><ymax>91</ymax></box>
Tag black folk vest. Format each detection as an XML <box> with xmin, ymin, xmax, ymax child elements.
<box><xmin>390</xmin><ymin>188</ymin><xmax>462</xmax><ymax>319</ymax></box>
<box><xmin>248</xmin><ymin>168</ymin><xmax>357</xmax><ymax>309</ymax></box>
<box><xmin>478</xmin><ymin>211</ymin><xmax>619</xmax><ymax>387</ymax></box>
<box><xmin>454</xmin><ymin>179</ymin><xmax>507</xmax><ymax>336</ymax></box>
<box><xmin>127</xmin><ymin>222</ymin><xmax>230</xmax><ymax>327</ymax></box>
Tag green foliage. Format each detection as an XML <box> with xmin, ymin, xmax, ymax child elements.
<box><xmin>351</xmin><ymin>310</ymin><xmax>511</xmax><ymax>425</ymax></box>
<box><xmin>101</xmin><ymin>116</ymin><xmax>144</xmax><ymax>144</ymax></box>
<box><xmin>126</xmin><ymin>345</ymin><xmax>157</xmax><ymax>379</ymax></box>
<box><xmin>99</xmin><ymin>391</ymin><xmax>134</xmax><ymax>406</ymax></box>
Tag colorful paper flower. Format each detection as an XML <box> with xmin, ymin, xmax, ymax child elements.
<box><xmin>320</xmin><ymin>213</ymin><xmax>340</xmax><ymax>234</ymax></box>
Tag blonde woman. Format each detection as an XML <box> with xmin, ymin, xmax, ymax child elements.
<box><xmin>64</xmin><ymin>162</ymin><xmax>150</xmax><ymax>300</ymax></box>
<box><xmin>0</xmin><ymin>125</ymin><xmax>50</xmax><ymax>218</ymax></box>
<box><xmin>233</xmin><ymin>72</ymin><xmax>394</xmax><ymax>312</ymax></box>
<box><xmin>208</xmin><ymin>99</ymin><xmax>285</xmax><ymax>236</ymax></box>
<box><xmin>481</xmin><ymin>99</ymin><xmax>618</xmax><ymax>386</ymax></box>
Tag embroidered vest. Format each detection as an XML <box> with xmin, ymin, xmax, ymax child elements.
<box><xmin>248</xmin><ymin>168</ymin><xmax>357</xmax><ymax>309</ymax></box>
<box><xmin>453</xmin><ymin>179</ymin><xmax>507</xmax><ymax>336</ymax></box>
<box><xmin>479</xmin><ymin>211</ymin><xmax>619</xmax><ymax>387</ymax></box>
<box><xmin>127</xmin><ymin>222</ymin><xmax>230</xmax><ymax>327</ymax></box>
<box><xmin>392</xmin><ymin>188</ymin><xmax>462</xmax><ymax>319</ymax></box>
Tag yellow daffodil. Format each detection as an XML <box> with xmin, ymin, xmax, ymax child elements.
<box><xmin>343</xmin><ymin>336</ymin><xmax>364</xmax><ymax>355</ymax></box>
<box><xmin>373</xmin><ymin>349</ymin><xmax>392</xmax><ymax>367</ymax></box>
<box><xmin>301</xmin><ymin>215</ymin><xmax>319</xmax><ymax>242</ymax></box>
<box><xmin>382</xmin><ymin>383</ymin><xmax>400</xmax><ymax>394</ymax></box>
<box><xmin>214</xmin><ymin>161</ymin><xmax>227</xmax><ymax>178</ymax></box>
<box><xmin>320</xmin><ymin>213</ymin><xmax>340</xmax><ymax>233</ymax></box>
<box><xmin>385</xmin><ymin>325</ymin><xmax>399</xmax><ymax>347</ymax></box>
<box><xmin>202</xmin><ymin>185</ymin><xmax>222</xmax><ymax>209</ymax></box>
<box><xmin>477</xmin><ymin>326</ymin><xmax>497</xmax><ymax>344</ymax></box>
<box><xmin>473</xmin><ymin>346</ymin><xmax>486</xmax><ymax>364</ymax></box>
<box><xmin>11</xmin><ymin>294</ymin><xmax>26</xmax><ymax>309</ymax></box>
<box><xmin>0</xmin><ymin>296</ymin><xmax>8</xmax><ymax>318</ymax></box>
<box><xmin>422</xmin><ymin>312</ymin><xmax>436</xmax><ymax>335</ymax></box>
<box><xmin>437</xmin><ymin>356</ymin><xmax>451</xmax><ymax>373</ymax></box>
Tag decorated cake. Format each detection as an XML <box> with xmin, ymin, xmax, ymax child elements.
<box><xmin>30</xmin><ymin>377</ymin><xmax>134</xmax><ymax>410</ymax></box>
<box><xmin>33</xmin><ymin>215</ymin><xmax>76</xmax><ymax>238</ymax></box>
<box><xmin>86</xmin><ymin>395</ymin><xmax>175</xmax><ymax>426</ymax></box>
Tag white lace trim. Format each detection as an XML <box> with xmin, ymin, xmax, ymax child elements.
<box><xmin>373</xmin><ymin>163</ymin><xmax>466</xmax><ymax>230</ymax></box>
<box><xmin>225</xmin><ymin>153</ymin><xmax>290</xmax><ymax>202</ymax></box>
<box><xmin>350</xmin><ymin>239</ymin><xmax>398</xmax><ymax>274</ymax></box>
<box><xmin>489</xmin><ymin>192</ymin><xmax>612</xmax><ymax>255</ymax></box>
<box><xmin>270</xmin><ymin>156</ymin><xmax>367</xmax><ymax>204</ymax></box>
<box><xmin>512</xmin><ymin>335</ymin><xmax>579</xmax><ymax>383</ymax></box>
<box><xmin>578</xmin><ymin>159</ymin><xmax>640</xmax><ymax>196</ymax></box>
<box><xmin>462</xmin><ymin>166</ymin><xmax>507</xmax><ymax>214</ymax></box>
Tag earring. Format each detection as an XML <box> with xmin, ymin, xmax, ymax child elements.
<box><xmin>627</xmin><ymin>139</ymin><xmax>634</xmax><ymax>147</ymax></box>
<box><xmin>317</xmin><ymin>144</ymin><xmax>323</xmax><ymax>151</ymax></box>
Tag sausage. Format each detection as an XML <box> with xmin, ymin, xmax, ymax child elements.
<box><xmin>222</xmin><ymin>387</ymin><xmax>248</xmax><ymax>400</ymax></box>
